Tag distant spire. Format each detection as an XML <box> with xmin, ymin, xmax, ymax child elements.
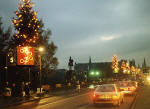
<box><xmin>143</xmin><ymin>58</ymin><xmax>146</xmax><ymax>68</ymax></box>
<box><xmin>138</xmin><ymin>64</ymin><xmax>140</xmax><ymax>68</ymax></box>
<box><xmin>88</xmin><ymin>56</ymin><xmax>92</xmax><ymax>70</ymax></box>
<box><xmin>89</xmin><ymin>56</ymin><xmax>91</xmax><ymax>64</ymax></box>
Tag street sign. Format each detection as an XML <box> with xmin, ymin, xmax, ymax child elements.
<box><xmin>17</xmin><ymin>46</ymin><xmax>34</xmax><ymax>65</ymax></box>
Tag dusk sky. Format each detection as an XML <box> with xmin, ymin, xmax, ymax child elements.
<box><xmin>0</xmin><ymin>0</ymin><xmax>150</xmax><ymax>69</ymax></box>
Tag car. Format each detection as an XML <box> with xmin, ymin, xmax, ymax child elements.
<box><xmin>92</xmin><ymin>84</ymin><xmax>124</xmax><ymax>106</ymax></box>
<box><xmin>88</xmin><ymin>84</ymin><xmax>100</xmax><ymax>90</ymax></box>
<box><xmin>117</xmin><ymin>81</ymin><xmax>136</xmax><ymax>95</ymax></box>
<box><xmin>130</xmin><ymin>81</ymin><xmax>138</xmax><ymax>90</ymax></box>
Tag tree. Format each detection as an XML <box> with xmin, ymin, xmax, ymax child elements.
<box><xmin>121</xmin><ymin>60</ymin><xmax>126</xmax><ymax>74</ymax></box>
<box><xmin>12</xmin><ymin>0</ymin><xmax>58</xmax><ymax>70</ymax></box>
<box><xmin>0</xmin><ymin>17</ymin><xmax>12</xmax><ymax>84</ymax></box>
<box><xmin>11</xmin><ymin>0</ymin><xmax>58</xmax><ymax>84</ymax></box>
<box><xmin>37</xmin><ymin>20</ymin><xmax>59</xmax><ymax>80</ymax></box>
<box><xmin>126</xmin><ymin>62</ymin><xmax>130</xmax><ymax>74</ymax></box>
<box><xmin>112</xmin><ymin>54</ymin><xmax>119</xmax><ymax>73</ymax></box>
<box><xmin>0</xmin><ymin>17</ymin><xmax>12</xmax><ymax>53</ymax></box>
<box><xmin>12</xmin><ymin>0</ymin><xmax>40</xmax><ymax>46</ymax></box>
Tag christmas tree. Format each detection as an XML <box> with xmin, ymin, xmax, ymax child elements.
<box><xmin>121</xmin><ymin>61</ymin><xmax>126</xmax><ymax>73</ymax></box>
<box><xmin>126</xmin><ymin>62</ymin><xmax>130</xmax><ymax>74</ymax></box>
<box><xmin>12</xmin><ymin>0</ymin><xmax>40</xmax><ymax>46</ymax></box>
<box><xmin>112</xmin><ymin>54</ymin><xmax>119</xmax><ymax>73</ymax></box>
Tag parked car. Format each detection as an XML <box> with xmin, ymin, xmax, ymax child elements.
<box><xmin>92</xmin><ymin>84</ymin><xmax>124</xmax><ymax>106</ymax></box>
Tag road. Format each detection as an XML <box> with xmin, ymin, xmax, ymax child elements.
<box><xmin>7</xmin><ymin>91</ymin><xmax>136</xmax><ymax>109</ymax></box>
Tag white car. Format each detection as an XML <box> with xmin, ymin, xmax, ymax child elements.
<box><xmin>117</xmin><ymin>81</ymin><xmax>136</xmax><ymax>95</ymax></box>
<box><xmin>92</xmin><ymin>84</ymin><xmax>124</xmax><ymax>106</ymax></box>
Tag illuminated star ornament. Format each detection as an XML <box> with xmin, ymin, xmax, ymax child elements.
<box><xmin>12</xmin><ymin>0</ymin><xmax>40</xmax><ymax>46</ymax></box>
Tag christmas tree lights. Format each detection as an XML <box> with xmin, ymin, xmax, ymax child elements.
<box><xmin>112</xmin><ymin>54</ymin><xmax>119</xmax><ymax>73</ymax></box>
<box><xmin>121</xmin><ymin>61</ymin><xmax>126</xmax><ymax>73</ymax></box>
<box><xmin>12</xmin><ymin>0</ymin><xmax>40</xmax><ymax>46</ymax></box>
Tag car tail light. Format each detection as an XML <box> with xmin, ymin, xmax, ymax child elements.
<box><xmin>128</xmin><ymin>87</ymin><xmax>135</xmax><ymax>91</ymax></box>
<box><xmin>93</xmin><ymin>93</ymin><xmax>99</xmax><ymax>98</ymax></box>
<box><xmin>128</xmin><ymin>87</ymin><xmax>131</xmax><ymax>91</ymax></box>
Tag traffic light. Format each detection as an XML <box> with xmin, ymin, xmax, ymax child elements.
<box><xmin>96</xmin><ymin>72</ymin><xmax>99</xmax><ymax>75</ymax></box>
<box><xmin>89</xmin><ymin>71</ymin><xmax>101</xmax><ymax>76</ymax></box>
<box><xmin>90</xmin><ymin>72</ymin><xmax>94</xmax><ymax>75</ymax></box>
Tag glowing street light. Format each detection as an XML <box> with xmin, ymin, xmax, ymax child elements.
<box><xmin>39</xmin><ymin>47</ymin><xmax>44</xmax><ymax>52</ymax></box>
<box><xmin>147</xmin><ymin>77</ymin><xmax>150</xmax><ymax>81</ymax></box>
<box><xmin>38</xmin><ymin>46</ymin><xmax>44</xmax><ymax>93</ymax></box>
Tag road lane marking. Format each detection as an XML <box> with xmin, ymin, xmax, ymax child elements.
<box><xmin>129</xmin><ymin>89</ymin><xmax>140</xmax><ymax>109</ymax></box>
<box><xmin>37</xmin><ymin>92</ymin><xmax>90</xmax><ymax>108</ymax></box>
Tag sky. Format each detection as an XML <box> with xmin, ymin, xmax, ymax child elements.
<box><xmin>0</xmin><ymin>0</ymin><xmax>150</xmax><ymax>69</ymax></box>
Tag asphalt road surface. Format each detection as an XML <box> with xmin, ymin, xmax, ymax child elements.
<box><xmin>7</xmin><ymin>91</ymin><xmax>136</xmax><ymax>109</ymax></box>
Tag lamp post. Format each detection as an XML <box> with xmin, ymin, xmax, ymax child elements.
<box><xmin>5</xmin><ymin>53</ymin><xmax>8</xmax><ymax>82</ymax></box>
<box><xmin>39</xmin><ymin>47</ymin><xmax>44</xmax><ymax>93</ymax></box>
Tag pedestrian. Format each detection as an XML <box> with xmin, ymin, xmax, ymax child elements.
<box><xmin>11</xmin><ymin>83</ymin><xmax>16</xmax><ymax>97</ymax></box>
<box><xmin>21</xmin><ymin>82</ymin><xmax>25</xmax><ymax>97</ymax></box>
<box><xmin>24</xmin><ymin>82</ymin><xmax>30</xmax><ymax>97</ymax></box>
<box><xmin>76</xmin><ymin>83</ymin><xmax>80</xmax><ymax>93</ymax></box>
<box><xmin>15</xmin><ymin>82</ymin><xmax>23</xmax><ymax>97</ymax></box>
<box><xmin>3</xmin><ymin>82</ymin><xmax>11</xmax><ymax>97</ymax></box>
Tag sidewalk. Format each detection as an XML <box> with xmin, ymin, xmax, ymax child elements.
<box><xmin>132</xmin><ymin>85</ymin><xmax>150</xmax><ymax>109</ymax></box>
<box><xmin>0</xmin><ymin>87</ymin><xmax>89</xmax><ymax>108</ymax></box>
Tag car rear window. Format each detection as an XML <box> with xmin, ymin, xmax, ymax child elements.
<box><xmin>96</xmin><ymin>85</ymin><xmax>115</xmax><ymax>92</ymax></box>
<box><xmin>118</xmin><ymin>82</ymin><xmax>132</xmax><ymax>87</ymax></box>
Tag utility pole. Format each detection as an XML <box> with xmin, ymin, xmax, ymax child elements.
<box><xmin>29</xmin><ymin>67</ymin><xmax>31</xmax><ymax>82</ymax></box>
<box><xmin>5</xmin><ymin>53</ymin><xmax>8</xmax><ymax>82</ymax></box>
<box><xmin>39</xmin><ymin>54</ymin><xmax>42</xmax><ymax>92</ymax></box>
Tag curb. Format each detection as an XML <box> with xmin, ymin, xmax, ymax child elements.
<box><xmin>129</xmin><ymin>92</ymin><xmax>138</xmax><ymax>109</ymax></box>
<box><xmin>0</xmin><ymin>94</ymin><xmax>53</xmax><ymax>109</ymax></box>
<box><xmin>1</xmin><ymin>88</ymin><xmax>89</xmax><ymax>108</ymax></box>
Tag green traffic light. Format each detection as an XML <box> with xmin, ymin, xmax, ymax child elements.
<box><xmin>96</xmin><ymin>72</ymin><xmax>99</xmax><ymax>75</ymax></box>
<box><xmin>90</xmin><ymin>72</ymin><xmax>94</xmax><ymax>75</ymax></box>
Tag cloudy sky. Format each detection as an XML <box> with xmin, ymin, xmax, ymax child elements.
<box><xmin>0</xmin><ymin>0</ymin><xmax>150</xmax><ymax>69</ymax></box>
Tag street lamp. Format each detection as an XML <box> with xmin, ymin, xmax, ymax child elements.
<box><xmin>39</xmin><ymin>47</ymin><xmax>44</xmax><ymax>93</ymax></box>
<box><xmin>5</xmin><ymin>53</ymin><xmax>8</xmax><ymax>82</ymax></box>
<box><xmin>39</xmin><ymin>47</ymin><xmax>44</xmax><ymax>52</ymax></box>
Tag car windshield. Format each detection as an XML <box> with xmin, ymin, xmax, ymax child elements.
<box><xmin>96</xmin><ymin>85</ymin><xmax>115</xmax><ymax>92</ymax></box>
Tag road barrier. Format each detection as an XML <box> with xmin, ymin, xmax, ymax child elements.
<box><xmin>67</xmin><ymin>83</ymin><xmax>71</xmax><ymax>87</ymax></box>
<box><xmin>56</xmin><ymin>84</ymin><xmax>62</xmax><ymax>88</ymax></box>
<box><xmin>37</xmin><ymin>88</ymin><xmax>43</xmax><ymax>93</ymax></box>
<box><xmin>42</xmin><ymin>85</ymin><xmax>51</xmax><ymax>92</ymax></box>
